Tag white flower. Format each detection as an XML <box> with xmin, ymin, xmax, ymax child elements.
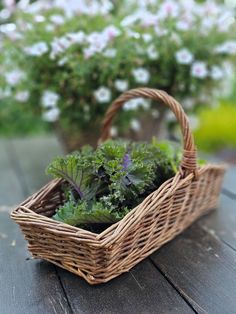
<box><xmin>103</xmin><ymin>25</ymin><xmax>121</xmax><ymax>40</ymax></box>
<box><xmin>41</xmin><ymin>91</ymin><xmax>60</xmax><ymax>108</ymax></box>
<box><xmin>5</xmin><ymin>70</ymin><xmax>25</xmax><ymax>86</ymax></box>
<box><xmin>158</xmin><ymin>1</ymin><xmax>179</xmax><ymax>20</ymax></box>
<box><xmin>147</xmin><ymin>44</ymin><xmax>159</xmax><ymax>60</ymax></box>
<box><xmin>110</xmin><ymin>126</ymin><xmax>118</xmax><ymax>137</ymax></box>
<box><xmin>175</xmin><ymin>48</ymin><xmax>193</xmax><ymax>64</ymax></box>
<box><xmin>176</xmin><ymin>20</ymin><xmax>191</xmax><ymax>31</ymax></box>
<box><xmin>132</xmin><ymin>68</ymin><xmax>150</xmax><ymax>84</ymax></box>
<box><xmin>121</xmin><ymin>13</ymin><xmax>140</xmax><ymax>27</ymax></box>
<box><xmin>83</xmin><ymin>46</ymin><xmax>96</xmax><ymax>59</ymax></box>
<box><xmin>103</xmin><ymin>48</ymin><xmax>117</xmax><ymax>58</ymax></box>
<box><xmin>87</xmin><ymin>32</ymin><xmax>104</xmax><ymax>45</ymax></box>
<box><xmin>154</xmin><ymin>25</ymin><xmax>168</xmax><ymax>36</ymax></box>
<box><xmin>4</xmin><ymin>29</ymin><xmax>22</xmax><ymax>41</ymax></box>
<box><xmin>23</xmin><ymin>23</ymin><xmax>33</xmax><ymax>31</ymax></box>
<box><xmin>217</xmin><ymin>12</ymin><xmax>235</xmax><ymax>33</ymax></box>
<box><xmin>214</xmin><ymin>41</ymin><xmax>236</xmax><ymax>55</ymax></box>
<box><xmin>225</xmin><ymin>0</ymin><xmax>236</xmax><ymax>8</ymax></box>
<box><xmin>87</xmin><ymin>32</ymin><xmax>107</xmax><ymax>53</ymax></box>
<box><xmin>210</xmin><ymin>66</ymin><xmax>224</xmax><ymax>80</ymax></box>
<box><xmin>124</xmin><ymin>99</ymin><xmax>138</xmax><ymax>111</ymax></box>
<box><xmin>0</xmin><ymin>8</ymin><xmax>11</xmax><ymax>20</ymax></box>
<box><xmin>142</xmin><ymin>33</ymin><xmax>153</xmax><ymax>43</ymax></box>
<box><xmin>50</xmin><ymin>36</ymin><xmax>71</xmax><ymax>59</ymax></box>
<box><xmin>100</xmin><ymin>0</ymin><xmax>114</xmax><ymax>15</ymax></box>
<box><xmin>34</xmin><ymin>15</ymin><xmax>45</xmax><ymax>23</ymax></box>
<box><xmin>15</xmin><ymin>90</ymin><xmax>29</xmax><ymax>102</ymax></box>
<box><xmin>58</xmin><ymin>56</ymin><xmax>68</xmax><ymax>66</ymax></box>
<box><xmin>45</xmin><ymin>24</ymin><xmax>55</xmax><ymax>32</ymax></box>
<box><xmin>55</xmin><ymin>0</ymin><xmax>113</xmax><ymax>16</ymax></box>
<box><xmin>114</xmin><ymin>79</ymin><xmax>128</xmax><ymax>92</ymax></box>
<box><xmin>0</xmin><ymin>23</ymin><xmax>16</xmax><ymax>33</ymax></box>
<box><xmin>50</xmin><ymin>14</ymin><xmax>65</xmax><ymax>25</ymax></box>
<box><xmin>201</xmin><ymin>17</ymin><xmax>215</xmax><ymax>31</ymax></box>
<box><xmin>24</xmin><ymin>42</ymin><xmax>48</xmax><ymax>56</ymax></box>
<box><xmin>2</xmin><ymin>0</ymin><xmax>15</xmax><ymax>8</ymax></box>
<box><xmin>130</xmin><ymin>119</ymin><xmax>141</xmax><ymax>132</ymax></box>
<box><xmin>67</xmin><ymin>31</ymin><xmax>85</xmax><ymax>44</ymax></box>
<box><xmin>124</xmin><ymin>98</ymin><xmax>149</xmax><ymax>110</ymax></box>
<box><xmin>141</xmin><ymin>12</ymin><xmax>158</xmax><ymax>27</ymax></box>
<box><xmin>126</xmin><ymin>30</ymin><xmax>141</xmax><ymax>39</ymax></box>
<box><xmin>42</xmin><ymin>107</ymin><xmax>60</xmax><ymax>122</ymax></box>
<box><xmin>191</xmin><ymin>61</ymin><xmax>208</xmax><ymax>79</ymax></box>
<box><xmin>94</xmin><ymin>87</ymin><xmax>111</xmax><ymax>103</ymax></box>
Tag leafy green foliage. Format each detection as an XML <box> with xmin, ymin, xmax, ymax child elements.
<box><xmin>0</xmin><ymin>98</ymin><xmax>49</xmax><ymax>136</ymax></box>
<box><xmin>194</xmin><ymin>102</ymin><xmax>236</xmax><ymax>152</ymax></box>
<box><xmin>47</xmin><ymin>139</ymin><xmax>182</xmax><ymax>231</ymax></box>
<box><xmin>1</xmin><ymin>1</ymin><xmax>236</xmax><ymax>137</ymax></box>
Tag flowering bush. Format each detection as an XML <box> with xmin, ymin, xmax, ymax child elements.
<box><xmin>0</xmin><ymin>0</ymin><xmax>236</xmax><ymax>141</ymax></box>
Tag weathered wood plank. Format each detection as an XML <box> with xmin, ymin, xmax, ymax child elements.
<box><xmin>150</xmin><ymin>224</ymin><xmax>236</xmax><ymax>314</ymax></box>
<box><xmin>9</xmin><ymin>136</ymin><xmax>63</xmax><ymax>195</ymax></box>
<box><xmin>199</xmin><ymin>194</ymin><xmax>236</xmax><ymax>251</ymax></box>
<box><xmin>57</xmin><ymin>259</ymin><xmax>194</xmax><ymax>314</ymax></box>
<box><xmin>222</xmin><ymin>166</ymin><xmax>236</xmax><ymax>196</ymax></box>
<box><xmin>201</xmin><ymin>154</ymin><xmax>236</xmax><ymax>196</ymax></box>
<box><xmin>0</xmin><ymin>212</ymin><xmax>72</xmax><ymax>314</ymax></box>
<box><xmin>0</xmin><ymin>139</ymin><xmax>25</xmax><ymax>206</ymax></box>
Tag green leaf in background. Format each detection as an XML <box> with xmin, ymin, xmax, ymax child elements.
<box><xmin>194</xmin><ymin>102</ymin><xmax>236</xmax><ymax>152</ymax></box>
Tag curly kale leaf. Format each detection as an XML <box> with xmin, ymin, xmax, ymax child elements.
<box><xmin>53</xmin><ymin>193</ymin><xmax>128</xmax><ymax>226</ymax></box>
<box><xmin>46</xmin><ymin>145</ymin><xmax>102</xmax><ymax>201</ymax></box>
<box><xmin>47</xmin><ymin>139</ymin><xmax>184</xmax><ymax>230</ymax></box>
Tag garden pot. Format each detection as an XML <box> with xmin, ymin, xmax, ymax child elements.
<box><xmin>55</xmin><ymin>108</ymin><xmax>168</xmax><ymax>152</ymax></box>
<box><xmin>55</xmin><ymin>125</ymin><xmax>100</xmax><ymax>152</ymax></box>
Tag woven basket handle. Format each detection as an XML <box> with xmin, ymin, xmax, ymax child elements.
<box><xmin>99</xmin><ymin>87</ymin><xmax>197</xmax><ymax>178</ymax></box>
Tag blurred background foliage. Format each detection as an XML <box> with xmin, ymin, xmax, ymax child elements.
<box><xmin>0</xmin><ymin>0</ymin><xmax>235</xmax><ymax>153</ymax></box>
<box><xmin>194</xmin><ymin>100</ymin><xmax>236</xmax><ymax>152</ymax></box>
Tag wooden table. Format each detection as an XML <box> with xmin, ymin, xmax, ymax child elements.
<box><xmin>1</xmin><ymin>137</ymin><xmax>236</xmax><ymax>314</ymax></box>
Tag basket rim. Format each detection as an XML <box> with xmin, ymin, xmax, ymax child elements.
<box><xmin>11</xmin><ymin>163</ymin><xmax>226</xmax><ymax>247</ymax></box>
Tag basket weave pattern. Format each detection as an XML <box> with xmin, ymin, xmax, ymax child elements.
<box><xmin>11</xmin><ymin>88</ymin><xmax>226</xmax><ymax>284</ymax></box>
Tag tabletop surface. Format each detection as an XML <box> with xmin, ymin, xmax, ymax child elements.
<box><xmin>0</xmin><ymin>137</ymin><xmax>236</xmax><ymax>314</ymax></box>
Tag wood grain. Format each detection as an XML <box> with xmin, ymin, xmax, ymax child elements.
<box><xmin>0</xmin><ymin>140</ymin><xmax>25</xmax><ymax>205</ymax></box>
<box><xmin>150</xmin><ymin>224</ymin><xmax>236</xmax><ymax>314</ymax></box>
<box><xmin>57</xmin><ymin>259</ymin><xmax>194</xmax><ymax>314</ymax></box>
<box><xmin>2</xmin><ymin>136</ymin><xmax>236</xmax><ymax>313</ymax></box>
<box><xmin>222</xmin><ymin>166</ymin><xmax>236</xmax><ymax>196</ymax></box>
<box><xmin>199</xmin><ymin>194</ymin><xmax>236</xmax><ymax>251</ymax></box>
<box><xmin>0</xmin><ymin>212</ymin><xmax>72</xmax><ymax>314</ymax></box>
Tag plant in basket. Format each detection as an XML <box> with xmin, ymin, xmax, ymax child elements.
<box><xmin>1</xmin><ymin>1</ymin><xmax>236</xmax><ymax>149</ymax></box>
<box><xmin>11</xmin><ymin>88</ymin><xmax>226</xmax><ymax>284</ymax></box>
<box><xmin>46</xmin><ymin>138</ymin><xmax>182</xmax><ymax>233</ymax></box>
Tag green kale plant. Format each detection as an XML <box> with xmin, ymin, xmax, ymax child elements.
<box><xmin>46</xmin><ymin>139</ymin><xmax>181</xmax><ymax>232</ymax></box>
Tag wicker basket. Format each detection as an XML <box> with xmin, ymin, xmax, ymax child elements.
<box><xmin>11</xmin><ymin>88</ymin><xmax>226</xmax><ymax>285</ymax></box>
